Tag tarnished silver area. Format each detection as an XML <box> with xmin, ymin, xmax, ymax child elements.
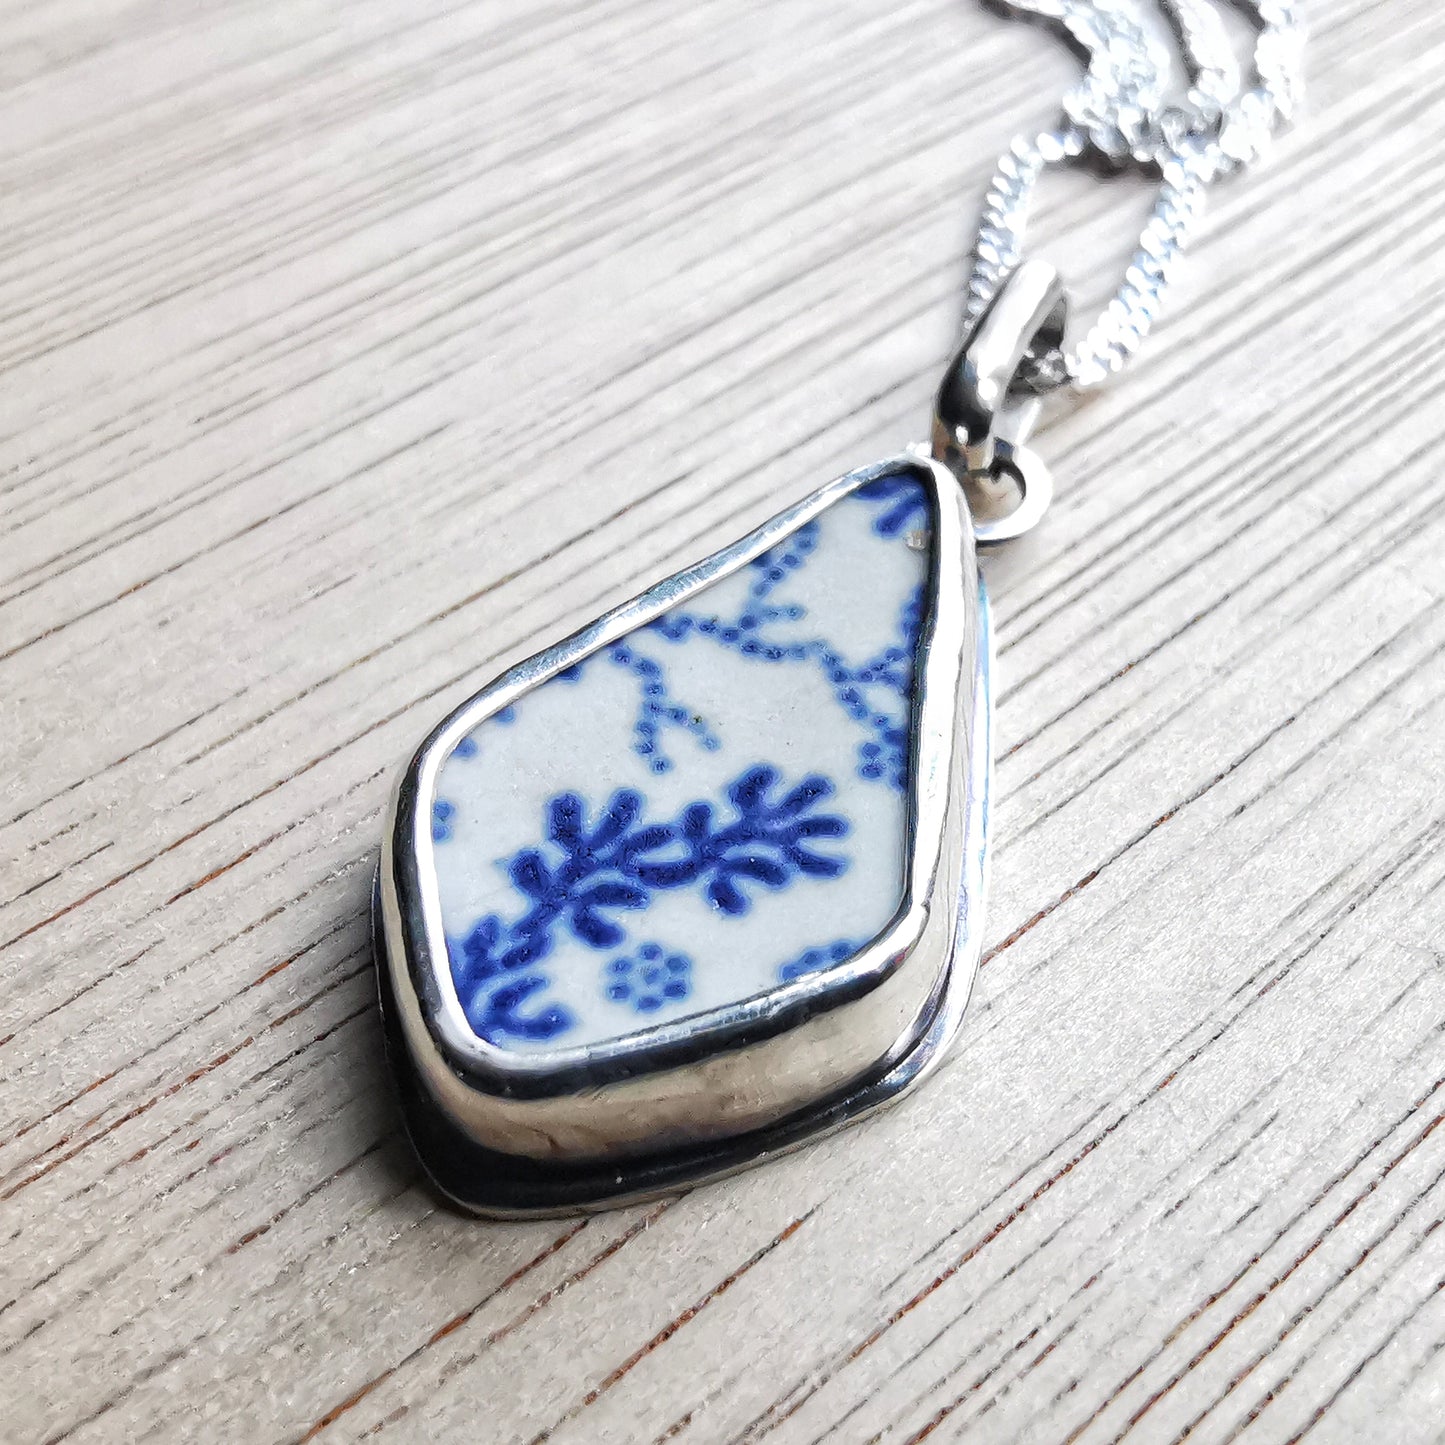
<box><xmin>375</xmin><ymin>456</ymin><xmax>992</xmax><ymax>1216</ymax></box>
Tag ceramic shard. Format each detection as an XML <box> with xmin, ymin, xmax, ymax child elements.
<box><xmin>376</xmin><ymin>456</ymin><xmax>989</xmax><ymax>1212</ymax></box>
<box><xmin>429</xmin><ymin>472</ymin><xmax>932</xmax><ymax>1055</ymax></box>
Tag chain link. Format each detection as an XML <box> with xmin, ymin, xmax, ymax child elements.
<box><xmin>968</xmin><ymin>1</ymin><xmax>1304</xmax><ymax>391</ymax></box>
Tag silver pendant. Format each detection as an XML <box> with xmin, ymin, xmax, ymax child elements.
<box><xmin>373</xmin><ymin>265</ymin><xmax>1066</xmax><ymax>1217</ymax></box>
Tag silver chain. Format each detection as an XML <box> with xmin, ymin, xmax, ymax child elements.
<box><xmin>968</xmin><ymin>0</ymin><xmax>1304</xmax><ymax>391</ymax></box>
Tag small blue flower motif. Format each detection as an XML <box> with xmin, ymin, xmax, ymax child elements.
<box><xmin>495</xmin><ymin>705</ymin><xmax>517</xmax><ymax>724</ymax></box>
<box><xmin>453</xmin><ymin>735</ymin><xmax>479</xmax><ymax>759</ymax></box>
<box><xmin>778</xmin><ymin>938</ymin><xmax>861</xmax><ymax>981</ymax></box>
<box><xmin>858</xmin><ymin>723</ymin><xmax>909</xmax><ymax>788</ymax></box>
<box><xmin>604</xmin><ymin>943</ymin><xmax>692</xmax><ymax>1013</ymax></box>
<box><xmin>432</xmin><ymin>798</ymin><xmax>456</xmax><ymax>843</ymax></box>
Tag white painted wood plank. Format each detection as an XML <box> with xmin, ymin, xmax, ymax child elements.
<box><xmin>2</xmin><ymin>1</ymin><xmax>1443</xmax><ymax>1442</ymax></box>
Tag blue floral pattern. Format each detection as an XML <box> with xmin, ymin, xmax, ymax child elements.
<box><xmin>429</xmin><ymin>473</ymin><xmax>934</xmax><ymax>1051</ymax></box>
<box><xmin>448</xmin><ymin>766</ymin><xmax>848</xmax><ymax>1043</ymax></box>
<box><xmin>431</xmin><ymin>798</ymin><xmax>456</xmax><ymax>843</ymax></box>
<box><xmin>604</xmin><ymin>944</ymin><xmax>693</xmax><ymax>1013</ymax></box>
<box><xmin>645</xmin><ymin>536</ymin><xmax>924</xmax><ymax>790</ymax></box>
<box><xmin>854</xmin><ymin>475</ymin><xmax>931</xmax><ymax>537</ymax></box>
<box><xmin>777</xmin><ymin>938</ymin><xmax>864</xmax><ymax>981</ymax></box>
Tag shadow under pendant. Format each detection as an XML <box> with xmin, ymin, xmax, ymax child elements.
<box><xmin>373</xmin><ymin>454</ymin><xmax>991</xmax><ymax>1216</ymax></box>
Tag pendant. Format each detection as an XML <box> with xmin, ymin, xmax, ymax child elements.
<box><xmin>373</xmin><ymin>264</ymin><xmax>1065</xmax><ymax>1216</ymax></box>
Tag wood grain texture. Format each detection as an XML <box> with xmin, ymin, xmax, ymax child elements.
<box><xmin>2</xmin><ymin>0</ymin><xmax>1443</xmax><ymax>1440</ymax></box>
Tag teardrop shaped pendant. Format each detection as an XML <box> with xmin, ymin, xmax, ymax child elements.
<box><xmin>374</xmin><ymin>454</ymin><xmax>991</xmax><ymax>1215</ymax></box>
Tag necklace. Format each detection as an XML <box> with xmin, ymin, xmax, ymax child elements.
<box><xmin>373</xmin><ymin>0</ymin><xmax>1303</xmax><ymax>1216</ymax></box>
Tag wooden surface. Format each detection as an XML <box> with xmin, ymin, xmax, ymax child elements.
<box><xmin>3</xmin><ymin>1</ymin><xmax>1444</xmax><ymax>1440</ymax></box>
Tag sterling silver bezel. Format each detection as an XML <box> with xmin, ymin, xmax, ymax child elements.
<box><xmin>374</xmin><ymin>454</ymin><xmax>991</xmax><ymax>1212</ymax></box>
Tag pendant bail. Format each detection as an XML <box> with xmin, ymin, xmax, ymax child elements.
<box><xmin>931</xmin><ymin>259</ymin><xmax>1069</xmax><ymax>543</ymax></box>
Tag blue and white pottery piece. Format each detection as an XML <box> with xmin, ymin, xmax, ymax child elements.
<box><xmin>374</xmin><ymin>455</ymin><xmax>991</xmax><ymax>1215</ymax></box>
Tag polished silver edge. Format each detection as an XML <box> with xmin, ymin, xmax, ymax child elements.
<box><xmin>379</xmin><ymin>454</ymin><xmax>970</xmax><ymax>1104</ymax></box>
<box><xmin>381</xmin><ymin>574</ymin><xmax>993</xmax><ymax>1218</ymax></box>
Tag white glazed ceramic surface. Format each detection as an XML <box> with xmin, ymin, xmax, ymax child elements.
<box><xmin>427</xmin><ymin>475</ymin><xmax>934</xmax><ymax>1056</ymax></box>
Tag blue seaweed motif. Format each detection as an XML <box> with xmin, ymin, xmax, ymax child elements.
<box><xmin>448</xmin><ymin>765</ymin><xmax>849</xmax><ymax>1043</ymax></box>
